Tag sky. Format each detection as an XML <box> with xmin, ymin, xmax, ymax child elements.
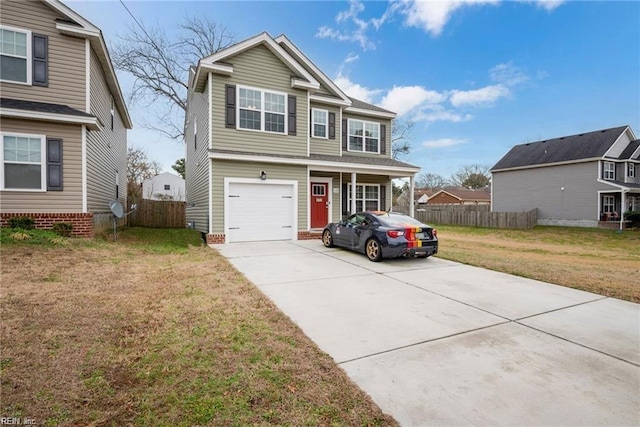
<box><xmin>66</xmin><ymin>0</ymin><xmax>640</xmax><ymax>180</ymax></box>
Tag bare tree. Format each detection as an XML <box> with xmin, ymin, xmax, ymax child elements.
<box><xmin>127</xmin><ymin>147</ymin><xmax>162</xmax><ymax>202</ymax></box>
<box><xmin>391</xmin><ymin>120</ymin><xmax>415</xmax><ymax>160</ymax></box>
<box><xmin>416</xmin><ymin>172</ymin><xmax>448</xmax><ymax>190</ymax></box>
<box><xmin>450</xmin><ymin>164</ymin><xmax>491</xmax><ymax>190</ymax></box>
<box><xmin>111</xmin><ymin>17</ymin><xmax>235</xmax><ymax>139</ymax></box>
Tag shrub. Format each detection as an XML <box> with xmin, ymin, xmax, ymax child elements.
<box><xmin>52</xmin><ymin>222</ymin><xmax>73</xmax><ymax>237</ymax></box>
<box><xmin>8</xmin><ymin>216</ymin><xmax>35</xmax><ymax>229</ymax></box>
<box><xmin>625</xmin><ymin>211</ymin><xmax>640</xmax><ymax>226</ymax></box>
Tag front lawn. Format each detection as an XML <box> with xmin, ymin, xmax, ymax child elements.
<box><xmin>435</xmin><ymin>225</ymin><xmax>640</xmax><ymax>303</ymax></box>
<box><xmin>0</xmin><ymin>227</ymin><xmax>395</xmax><ymax>426</ymax></box>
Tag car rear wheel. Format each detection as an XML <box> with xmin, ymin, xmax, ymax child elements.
<box><xmin>365</xmin><ymin>238</ymin><xmax>382</xmax><ymax>262</ymax></box>
<box><xmin>322</xmin><ymin>230</ymin><xmax>334</xmax><ymax>248</ymax></box>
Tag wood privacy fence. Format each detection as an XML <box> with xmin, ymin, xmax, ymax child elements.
<box><xmin>128</xmin><ymin>200</ymin><xmax>186</xmax><ymax>228</ymax></box>
<box><xmin>394</xmin><ymin>205</ymin><xmax>537</xmax><ymax>229</ymax></box>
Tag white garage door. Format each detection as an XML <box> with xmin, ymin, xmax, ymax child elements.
<box><xmin>227</xmin><ymin>182</ymin><xmax>295</xmax><ymax>242</ymax></box>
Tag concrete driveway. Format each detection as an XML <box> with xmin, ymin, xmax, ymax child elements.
<box><xmin>213</xmin><ymin>240</ymin><xmax>640</xmax><ymax>426</ymax></box>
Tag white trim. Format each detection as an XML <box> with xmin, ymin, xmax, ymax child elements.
<box><xmin>339</xmin><ymin>107</ymin><xmax>343</xmax><ymax>156</ymax></box>
<box><xmin>344</xmin><ymin>106</ymin><xmax>396</xmax><ymax>119</ymax></box>
<box><xmin>223</xmin><ymin>177</ymin><xmax>298</xmax><ymax>243</ymax></box>
<box><xmin>0</xmin><ymin>25</ymin><xmax>32</xmax><ymax>86</ymax></box>
<box><xmin>311</xmin><ymin>108</ymin><xmax>329</xmax><ymax>139</ymax></box>
<box><xmin>492</xmin><ymin>157</ymin><xmax>605</xmax><ymax>173</ymax></box>
<box><xmin>309</xmin><ymin>176</ymin><xmax>332</xmax><ymax>229</ymax></box>
<box><xmin>208</xmin><ymin>159</ymin><xmax>213</xmax><ymax>234</ymax></box>
<box><xmin>291</xmin><ymin>77</ymin><xmax>319</xmax><ymax>90</ymax></box>
<box><xmin>274</xmin><ymin>34</ymin><xmax>350</xmax><ymax>103</ymax></box>
<box><xmin>306</xmin><ymin>93</ymin><xmax>310</xmax><ymax>157</ymax></box>
<box><xmin>85</xmin><ymin>39</ymin><xmax>91</xmax><ymax>113</ymax></box>
<box><xmin>347</xmin><ymin>118</ymin><xmax>380</xmax><ymax>154</ymax></box>
<box><xmin>310</xmin><ymin>94</ymin><xmax>351</xmax><ymax>107</ymax></box>
<box><xmin>236</xmin><ymin>85</ymin><xmax>288</xmax><ymax>135</ymax></box>
<box><xmin>602</xmin><ymin>126</ymin><xmax>631</xmax><ymax>159</ymax></box>
<box><xmin>0</xmin><ymin>132</ymin><xmax>46</xmax><ymax>191</ymax></box>
<box><xmin>208</xmin><ymin>72</ymin><xmax>213</xmax><ymax>150</ymax></box>
<box><xmin>209</xmin><ymin>151</ymin><xmax>420</xmax><ymax>175</ymax></box>
<box><xmin>603</xmin><ymin>161</ymin><xmax>615</xmax><ymax>180</ymax></box>
<box><xmin>45</xmin><ymin>0</ymin><xmax>100</xmax><ymax>33</ymax></box>
<box><xmin>596</xmin><ymin>179</ymin><xmax>633</xmax><ymax>190</ymax></box>
<box><xmin>0</xmin><ymin>107</ymin><xmax>100</xmax><ymax>131</ymax></box>
<box><xmin>81</xmin><ymin>125</ymin><xmax>87</xmax><ymax>212</ymax></box>
<box><xmin>55</xmin><ymin>22</ymin><xmax>99</xmax><ymax>38</ymax></box>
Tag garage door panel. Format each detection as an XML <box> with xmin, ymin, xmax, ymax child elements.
<box><xmin>227</xmin><ymin>182</ymin><xmax>295</xmax><ymax>242</ymax></box>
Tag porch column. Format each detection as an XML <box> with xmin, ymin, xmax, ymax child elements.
<box><xmin>351</xmin><ymin>172</ymin><xmax>357</xmax><ymax>214</ymax></box>
<box><xmin>620</xmin><ymin>189</ymin><xmax>627</xmax><ymax>230</ymax></box>
<box><xmin>409</xmin><ymin>174</ymin><xmax>415</xmax><ymax>217</ymax></box>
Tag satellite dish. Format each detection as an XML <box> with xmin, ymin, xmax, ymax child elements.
<box><xmin>109</xmin><ymin>200</ymin><xmax>136</xmax><ymax>241</ymax></box>
<box><xmin>109</xmin><ymin>200</ymin><xmax>124</xmax><ymax>218</ymax></box>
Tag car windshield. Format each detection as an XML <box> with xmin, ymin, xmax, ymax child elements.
<box><xmin>373</xmin><ymin>212</ymin><xmax>425</xmax><ymax>227</ymax></box>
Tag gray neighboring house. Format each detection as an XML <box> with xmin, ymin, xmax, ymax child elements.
<box><xmin>184</xmin><ymin>32</ymin><xmax>420</xmax><ymax>244</ymax></box>
<box><xmin>491</xmin><ymin>125</ymin><xmax>640</xmax><ymax>227</ymax></box>
<box><xmin>0</xmin><ymin>0</ymin><xmax>131</xmax><ymax>236</ymax></box>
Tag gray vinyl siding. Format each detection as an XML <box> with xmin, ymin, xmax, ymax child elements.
<box><xmin>492</xmin><ymin>161</ymin><xmax>613</xmax><ymax>221</ymax></box>
<box><xmin>210</xmin><ymin>45</ymin><xmax>307</xmax><ymax>156</ymax></box>
<box><xmin>0</xmin><ymin>0</ymin><xmax>86</xmax><ymax>111</ymax></box>
<box><xmin>185</xmin><ymin>81</ymin><xmax>211</xmax><ymax>233</ymax></box>
<box><xmin>342</xmin><ymin>112</ymin><xmax>392</xmax><ymax>159</ymax></box>
<box><xmin>211</xmin><ymin>160</ymin><xmax>307</xmax><ymax>233</ymax></box>
<box><xmin>0</xmin><ymin>118</ymin><xmax>82</xmax><ymax>212</ymax></box>
<box><xmin>86</xmin><ymin>48</ymin><xmax>127</xmax><ymax>214</ymax></box>
<box><xmin>309</xmin><ymin>103</ymin><xmax>340</xmax><ymax>156</ymax></box>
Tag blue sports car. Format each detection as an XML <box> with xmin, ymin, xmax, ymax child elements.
<box><xmin>322</xmin><ymin>211</ymin><xmax>438</xmax><ymax>262</ymax></box>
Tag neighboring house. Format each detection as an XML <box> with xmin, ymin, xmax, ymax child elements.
<box><xmin>142</xmin><ymin>172</ymin><xmax>185</xmax><ymax>201</ymax></box>
<box><xmin>491</xmin><ymin>125</ymin><xmax>640</xmax><ymax>227</ymax></box>
<box><xmin>184</xmin><ymin>32</ymin><xmax>420</xmax><ymax>244</ymax></box>
<box><xmin>398</xmin><ymin>187</ymin><xmax>491</xmax><ymax>208</ymax></box>
<box><xmin>418</xmin><ymin>188</ymin><xmax>491</xmax><ymax>206</ymax></box>
<box><xmin>0</xmin><ymin>0</ymin><xmax>131</xmax><ymax>236</ymax></box>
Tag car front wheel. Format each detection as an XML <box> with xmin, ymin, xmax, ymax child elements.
<box><xmin>365</xmin><ymin>238</ymin><xmax>382</xmax><ymax>262</ymax></box>
<box><xmin>322</xmin><ymin>229</ymin><xmax>334</xmax><ymax>248</ymax></box>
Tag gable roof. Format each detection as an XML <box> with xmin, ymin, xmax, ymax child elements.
<box><xmin>491</xmin><ymin>126</ymin><xmax>631</xmax><ymax>171</ymax></box>
<box><xmin>346</xmin><ymin>97</ymin><xmax>396</xmax><ymax>118</ymax></box>
<box><xmin>193</xmin><ymin>32</ymin><xmax>320</xmax><ymax>93</ymax></box>
<box><xmin>413</xmin><ymin>187</ymin><xmax>491</xmax><ymax>202</ymax></box>
<box><xmin>619</xmin><ymin>139</ymin><xmax>640</xmax><ymax>160</ymax></box>
<box><xmin>42</xmin><ymin>0</ymin><xmax>131</xmax><ymax>129</ymax></box>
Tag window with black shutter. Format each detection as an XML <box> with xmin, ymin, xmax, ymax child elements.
<box><xmin>32</xmin><ymin>33</ymin><xmax>48</xmax><ymax>87</ymax></box>
<box><xmin>288</xmin><ymin>95</ymin><xmax>297</xmax><ymax>136</ymax></box>
<box><xmin>47</xmin><ymin>138</ymin><xmax>63</xmax><ymax>191</ymax></box>
<box><xmin>225</xmin><ymin>84</ymin><xmax>236</xmax><ymax>128</ymax></box>
<box><xmin>328</xmin><ymin>112</ymin><xmax>336</xmax><ymax>139</ymax></box>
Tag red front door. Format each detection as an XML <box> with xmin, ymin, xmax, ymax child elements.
<box><xmin>310</xmin><ymin>183</ymin><xmax>328</xmax><ymax>228</ymax></box>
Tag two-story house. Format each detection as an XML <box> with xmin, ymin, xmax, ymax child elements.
<box><xmin>0</xmin><ymin>0</ymin><xmax>131</xmax><ymax>236</ymax></box>
<box><xmin>491</xmin><ymin>125</ymin><xmax>640</xmax><ymax>228</ymax></box>
<box><xmin>184</xmin><ymin>32</ymin><xmax>419</xmax><ymax>244</ymax></box>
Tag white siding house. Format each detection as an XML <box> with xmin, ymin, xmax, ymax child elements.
<box><xmin>142</xmin><ymin>172</ymin><xmax>185</xmax><ymax>201</ymax></box>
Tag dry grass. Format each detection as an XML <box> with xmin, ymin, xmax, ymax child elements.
<box><xmin>435</xmin><ymin>225</ymin><xmax>640</xmax><ymax>303</ymax></box>
<box><xmin>0</xmin><ymin>228</ymin><xmax>396</xmax><ymax>426</ymax></box>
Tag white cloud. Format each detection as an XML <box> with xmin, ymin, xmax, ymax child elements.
<box><xmin>490</xmin><ymin>62</ymin><xmax>529</xmax><ymax>86</ymax></box>
<box><xmin>399</xmin><ymin>0</ymin><xmax>499</xmax><ymax>37</ymax></box>
<box><xmin>422</xmin><ymin>138</ymin><xmax>468</xmax><ymax>148</ymax></box>
<box><xmin>316</xmin><ymin>26</ymin><xmax>375</xmax><ymax>51</ymax></box>
<box><xmin>449</xmin><ymin>84</ymin><xmax>510</xmax><ymax>107</ymax></box>
<box><xmin>343</xmin><ymin>53</ymin><xmax>360</xmax><ymax>64</ymax></box>
<box><xmin>379</xmin><ymin>85</ymin><xmax>446</xmax><ymax>116</ymax></box>
<box><xmin>413</xmin><ymin>106</ymin><xmax>474</xmax><ymax>123</ymax></box>
<box><xmin>530</xmin><ymin>0</ymin><xmax>565</xmax><ymax>11</ymax></box>
<box><xmin>333</xmin><ymin>73</ymin><xmax>382</xmax><ymax>103</ymax></box>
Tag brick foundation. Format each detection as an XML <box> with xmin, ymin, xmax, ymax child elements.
<box><xmin>298</xmin><ymin>231</ymin><xmax>322</xmax><ymax>240</ymax></box>
<box><xmin>206</xmin><ymin>233</ymin><xmax>226</xmax><ymax>244</ymax></box>
<box><xmin>1</xmin><ymin>212</ymin><xmax>94</xmax><ymax>237</ymax></box>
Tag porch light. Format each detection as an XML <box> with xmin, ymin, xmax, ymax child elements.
<box><xmin>260</xmin><ymin>170</ymin><xmax>267</xmax><ymax>181</ymax></box>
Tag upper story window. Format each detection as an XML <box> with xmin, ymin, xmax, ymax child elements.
<box><xmin>627</xmin><ymin>163</ymin><xmax>636</xmax><ymax>178</ymax></box>
<box><xmin>603</xmin><ymin>161</ymin><xmax>615</xmax><ymax>180</ymax></box>
<box><xmin>1</xmin><ymin>133</ymin><xmax>46</xmax><ymax>191</ymax></box>
<box><xmin>0</xmin><ymin>26</ymin><xmax>31</xmax><ymax>84</ymax></box>
<box><xmin>348</xmin><ymin>119</ymin><xmax>379</xmax><ymax>153</ymax></box>
<box><xmin>312</xmin><ymin>108</ymin><xmax>328</xmax><ymax>138</ymax></box>
<box><xmin>238</xmin><ymin>86</ymin><xmax>286</xmax><ymax>134</ymax></box>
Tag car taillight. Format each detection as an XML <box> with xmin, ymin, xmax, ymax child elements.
<box><xmin>432</xmin><ymin>229</ymin><xmax>437</xmax><ymax>237</ymax></box>
<box><xmin>387</xmin><ymin>230</ymin><xmax>405</xmax><ymax>238</ymax></box>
